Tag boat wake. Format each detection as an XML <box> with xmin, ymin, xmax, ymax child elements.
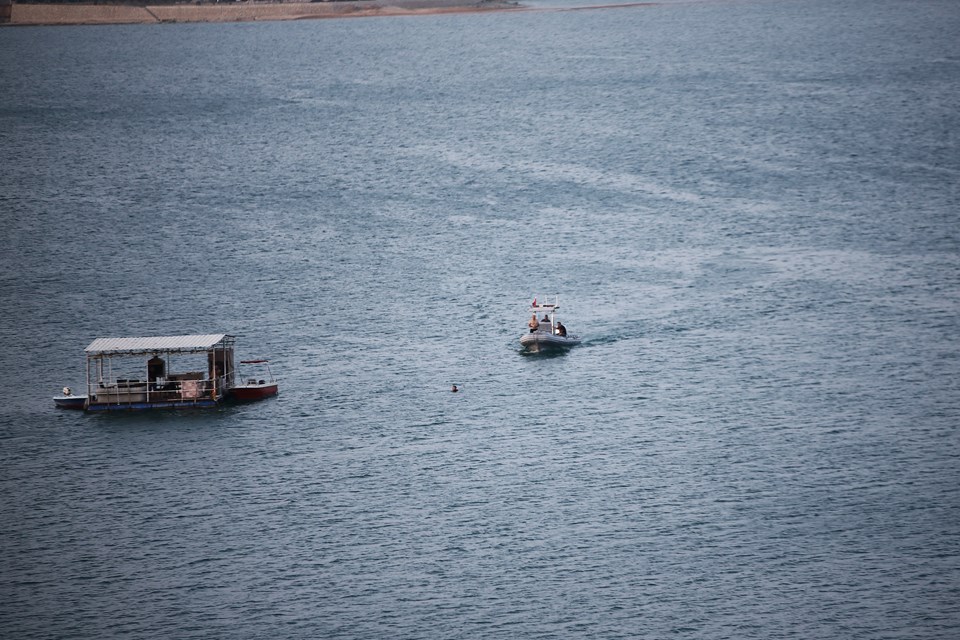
<box><xmin>579</xmin><ymin>334</ymin><xmax>621</xmax><ymax>347</ymax></box>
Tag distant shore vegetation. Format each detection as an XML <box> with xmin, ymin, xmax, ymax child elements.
<box><xmin>14</xmin><ymin>0</ymin><xmax>357</xmax><ymax>4</ymax></box>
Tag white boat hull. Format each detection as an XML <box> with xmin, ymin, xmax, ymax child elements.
<box><xmin>520</xmin><ymin>332</ymin><xmax>581</xmax><ymax>352</ymax></box>
<box><xmin>54</xmin><ymin>394</ymin><xmax>87</xmax><ymax>410</ymax></box>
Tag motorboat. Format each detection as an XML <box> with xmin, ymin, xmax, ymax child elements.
<box><xmin>520</xmin><ymin>296</ymin><xmax>581</xmax><ymax>352</ymax></box>
<box><xmin>230</xmin><ymin>359</ymin><xmax>279</xmax><ymax>401</ymax></box>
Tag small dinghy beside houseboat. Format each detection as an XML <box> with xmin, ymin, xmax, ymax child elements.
<box><xmin>231</xmin><ymin>359</ymin><xmax>279</xmax><ymax>401</ymax></box>
<box><xmin>54</xmin><ymin>387</ymin><xmax>87</xmax><ymax>410</ymax></box>
<box><xmin>520</xmin><ymin>297</ymin><xmax>581</xmax><ymax>353</ymax></box>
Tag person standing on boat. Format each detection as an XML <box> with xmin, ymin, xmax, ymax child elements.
<box><xmin>529</xmin><ymin>314</ymin><xmax>540</xmax><ymax>332</ymax></box>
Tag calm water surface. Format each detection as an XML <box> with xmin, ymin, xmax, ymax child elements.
<box><xmin>2</xmin><ymin>0</ymin><xmax>960</xmax><ymax>637</ymax></box>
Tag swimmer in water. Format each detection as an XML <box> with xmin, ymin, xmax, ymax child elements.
<box><xmin>451</xmin><ymin>384</ymin><xmax>458</xmax><ymax>393</ymax></box>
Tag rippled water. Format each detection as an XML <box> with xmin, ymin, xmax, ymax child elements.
<box><xmin>2</xmin><ymin>0</ymin><xmax>960</xmax><ymax>637</ymax></box>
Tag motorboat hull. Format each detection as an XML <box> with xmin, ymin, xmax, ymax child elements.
<box><xmin>230</xmin><ymin>383</ymin><xmax>279</xmax><ymax>401</ymax></box>
<box><xmin>520</xmin><ymin>332</ymin><xmax>581</xmax><ymax>352</ymax></box>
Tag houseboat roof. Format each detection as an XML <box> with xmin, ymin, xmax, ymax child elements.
<box><xmin>85</xmin><ymin>334</ymin><xmax>234</xmax><ymax>356</ymax></box>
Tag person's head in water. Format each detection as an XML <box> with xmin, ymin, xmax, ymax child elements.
<box><xmin>451</xmin><ymin>384</ymin><xmax>458</xmax><ymax>393</ymax></box>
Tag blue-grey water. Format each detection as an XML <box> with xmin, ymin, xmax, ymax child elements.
<box><xmin>2</xmin><ymin>0</ymin><xmax>960</xmax><ymax>637</ymax></box>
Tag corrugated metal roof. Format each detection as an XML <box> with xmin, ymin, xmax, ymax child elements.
<box><xmin>85</xmin><ymin>334</ymin><xmax>231</xmax><ymax>355</ymax></box>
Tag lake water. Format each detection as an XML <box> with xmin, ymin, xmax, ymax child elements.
<box><xmin>2</xmin><ymin>0</ymin><xmax>960</xmax><ymax>637</ymax></box>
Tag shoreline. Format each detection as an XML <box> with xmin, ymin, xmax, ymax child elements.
<box><xmin>1</xmin><ymin>0</ymin><xmax>527</xmax><ymax>26</ymax></box>
<box><xmin>1</xmin><ymin>1</ymin><xmax>659</xmax><ymax>26</ymax></box>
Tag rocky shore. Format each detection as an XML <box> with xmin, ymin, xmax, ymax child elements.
<box><xmin>2</xmin><ymin>0</ymin><xmax>522</xmax><ymax>26</ymax></box>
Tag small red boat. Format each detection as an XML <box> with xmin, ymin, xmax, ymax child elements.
<box><xmin>230</xmin><ymin>359</ymin><xmax>279</xmax><ymax>401</ymax></box>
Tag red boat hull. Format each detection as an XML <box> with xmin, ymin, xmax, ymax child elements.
<box><xmin>230</xmin><ymin>384</ymin><xmax>279</xmax><ymax>401</ymax></box>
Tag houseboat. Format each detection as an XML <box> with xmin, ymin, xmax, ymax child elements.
<box><xmin>58</xmin><ymin>334</ymin><xmax>278</xmax><ymax>411</ymax></box>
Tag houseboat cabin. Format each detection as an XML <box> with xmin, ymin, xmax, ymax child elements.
<box><xmin>83</xmin><ymin>334</ymin><xmax>237</xmax><ymax>411</ymax></box>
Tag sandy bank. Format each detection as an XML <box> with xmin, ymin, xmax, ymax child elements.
<box><xmin>4</xmin><ymin>0</ymin><xmax>522</xmax><ymax>26</ymax></box>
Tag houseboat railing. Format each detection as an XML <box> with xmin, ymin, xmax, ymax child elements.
<box><xmin>90</xmin><ymin>377</ymin><xmax>228</xmax><ymax>405</ymax></box>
